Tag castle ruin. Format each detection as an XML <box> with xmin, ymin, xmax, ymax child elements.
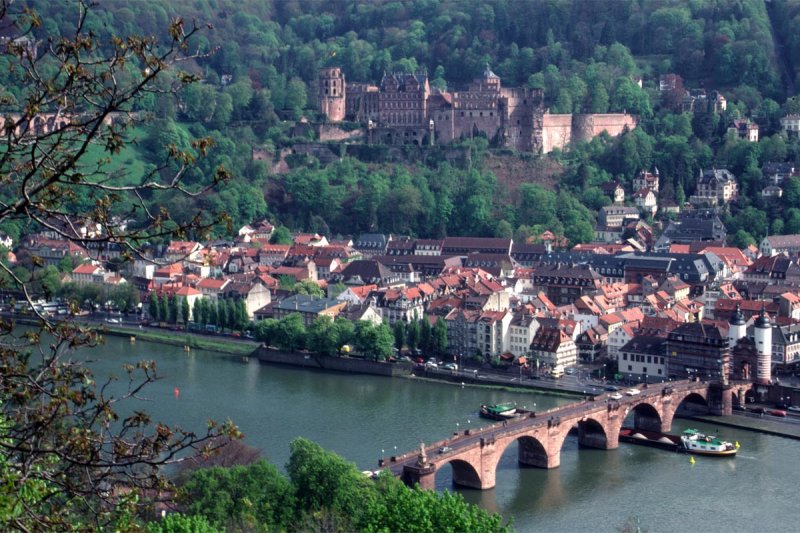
<box><xmin>318</xmin><ymin>66</ymin><xmax>637</xmax><ymax>154</ymax></box>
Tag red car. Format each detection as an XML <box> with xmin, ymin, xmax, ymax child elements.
<box><xmin>769</xmin><ymin>409</ymin><xmax>787</xmax><ymax>417</ymax></box>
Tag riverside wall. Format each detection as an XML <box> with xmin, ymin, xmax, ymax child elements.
<box><xmin>254</xmin><ymin>346</ymin><xmax>414</xmax><ymax>377</ymax></box>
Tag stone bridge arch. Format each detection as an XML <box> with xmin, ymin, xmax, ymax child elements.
<box><xmin>623</xmin><ymin>400</ymin><xmax>663</xmax><ymax>433</ymax></box>
<box><xmin>661</xmin><ymin>388</ymin><xmax>709</xmax><ymax>431</ymax></box>
<box><xmin>434</xmin><ymin>458</ymin><xmax>482</xmax><ymax>489</ymax></box>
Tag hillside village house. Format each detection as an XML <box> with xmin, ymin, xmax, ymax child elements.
<box><xmin>632</xmin><ymin>169</ymin><xmax>660</xmax><ymax>192</ymax></box>
<box><xmin>690</xmin><ymin>169</ymin><xmax>738</xmax><ymax>206</ymax></box>
<box><xmin>72</xmin><ymin>263</ymin><xmax>106</xmax><ymax>285</ymax></box>
<box><xmin>781</xmin><ymin>114</ymin><xmax>800</xmax><ymax>138</ymax></box>
<box><xmin>760</xmin><ymin>235</ymin><xmax>800</xmax><ymax>257</ymax></box>
<box><xmin>633</xmin><ymin>188</ymin><xmax>658</xmax><ymax>217</ymax></box>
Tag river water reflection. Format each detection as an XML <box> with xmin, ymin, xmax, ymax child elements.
<box><xmin>81</xmin><ymin>335</ymin><xmax>798</xmax><ymax>532</ymax></box>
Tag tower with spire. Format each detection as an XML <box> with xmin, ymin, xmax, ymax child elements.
<box><xmin>728</xmin><ymin>303</ymin><xmax>747</xmax><ymax>348</ymax></box>
<box><xmin>753</xmin><ymin>305</ymin><xmax>772</xmax><ymax>385</ymax></box>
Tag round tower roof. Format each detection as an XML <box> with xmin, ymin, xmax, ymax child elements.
<box><xmin>754</xmin><ymin>305</ymin><xmax>771</xmax><ymax>328</ymax></box>
<box><xmin>729</xmin><ymin>303</ymin><xmax>746</xmax><ymax>326</ymax></box>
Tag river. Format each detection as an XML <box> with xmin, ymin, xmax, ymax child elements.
<box><xmin>79</xmin><ymin>335</ymin><xmax>797</xmax><ymax>532</ymax></box>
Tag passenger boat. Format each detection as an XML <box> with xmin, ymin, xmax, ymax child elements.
<box><xmin>679</xmin><ymin>428</ymin><xmax>738</xmax><ymax>456</ymax></box>
<box><xmin>619</xmin><ymin>427</ymin><xmax>737</xmax><ymax>456</ymax></box>
<box><xmin>479</xmin><ymin>403</ymin><xmax>519</xmax><ymax>420</ymax></box>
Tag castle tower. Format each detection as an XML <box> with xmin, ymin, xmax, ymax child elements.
<box><xmin>318</xmin><ymin>67</ymin><xmax>346</xmax><ymax>123</ymax></box>
<box><xmin>753</xmin><ymin>306</ymin><xmax>772</xmax><ymax>385</ymax></box>
<box><xmin>728</xmin><ymin>303</ymin><xmax>747</xmax><ymax>347</ymax></box>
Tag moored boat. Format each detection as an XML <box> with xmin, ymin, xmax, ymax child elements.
<box><xmin>679</xmin><ymin>428</ymin><xmax>738</xmax><ymax>456</ymax></box>
<box><xmin>479</xmin><ymin>403</ymin><xmax>519</xmax><ymax>420</ymax></box>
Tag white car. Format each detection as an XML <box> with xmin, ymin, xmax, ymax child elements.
<box><xmin>625</xmin><ymin>388</ymin><xmax>641</xmax><ymax>396</ymax></box>
<box><xmin>609</xmin><ymin>393</ymin><xmax>623</xmax><ymax>400</ymax></box>
<box><xmin>788</xmin><ymin>406</ymin><xmax>800</xmax><ymax>413</ymax></box>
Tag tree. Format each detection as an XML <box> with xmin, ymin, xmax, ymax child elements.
<box><xmin>160</xmin><ymin>293</ymin><xmax>170</xmax><ymax>325</ymax></box>
<box><xmin>308</xmin><ymin>316</ymin><xmax>338</xmax><ymax>356</ymax></box>
<box><xmin>146</xmin><ymin>513</ymin><xmax>220</xmax><ymax>533</ymax></box>
<box><xmin>181</xmin><ymin>297</ymin><xmax>191</xmax><ymax>326</ymax></box>
<box><xmin>273</xmin><ymin>314</ymin><xmax>306</xmax><ymax>351</ymax></box>
<box><xmin>0</xmin><ymin>6</ymin><xmax>238</xmax><ymax>528</ymax></box>
<box><xmin>433</xmin><ymin>319</ymin><xmax>448</xmax><ymax>358</ymax></box>
<box><xmin>215</xmin><ymin>299</ymin><xmax>226</xmax><ymax>331</ymax></box>
<box><xmin>393</xmin><ymin>320</ymin><xmax>405</xmax><ymax>352</ymax></box>
<box><xmin>179</xmin><ymin>460</ymin><xmax>296</xmax><ymax>531</ymax></box>
<box><xmin>149</xmin><ymin>292</ymin><xmax>160</xmax><ymax>322</ymax></box>
<box><xmin>270</xmin><ymin>226</ymin><xmax>293</xmax><ymax>245</ymax></box>
<box><xmin>193</xmin><ymin>298</ymin><xmax>202</xmax><ymax>325</ymax></box>
<box><xmin>168</xmin><ymin>293</ymin><xmax>179</xmax><ymax>324</ymax></box>
<box><xmin>406</xmin><ymin>319</ymin><xmax>420</xmax><ymax>352</ymax></box>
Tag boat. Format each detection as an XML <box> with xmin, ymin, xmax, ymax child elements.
<box><xmin>619</xmin><ymin>427</ymin><xmax>737</xmax><ymax>456</ymax></box>
<box><xmin>679</xmin><ymin>428</ymin><xmax>738</xmax><ymax>456</ymax></box>
<box><xmin>479</xmin><ymin>403</ymin><xmax>520</xmax><ymax>420</ymax></box>
<box><xmin>619</xmin><ymin>427</ymin><xmax>682</xmax><ymax>451</ymax></box>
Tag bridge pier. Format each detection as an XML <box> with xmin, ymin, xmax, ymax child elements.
<box><xmin>708</xmin><ymin>383</ymin><xmax>733</xmax><ymax>416</ymax></box>
<box><xmin>402</xmin><ymin>465</ymin><xmax>436</xmax><ymax>490</ymax></box>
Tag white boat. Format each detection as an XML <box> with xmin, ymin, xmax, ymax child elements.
<box><xmin>679</xmin><ymin>429</ymin><xmax>738</xmax><ymax>456</ymax></box>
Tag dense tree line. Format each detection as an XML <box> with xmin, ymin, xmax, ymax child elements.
<box><xmin>165</xmin><ymin>437</ymin><xmax>510</xmax><ymax>532</ymax></box>
<box><xmin>254</xmin><ymin>313</ymin><xmax>399</xmax><ymax>361</ymax></box>
<box><xmin>3</xmin><ymin>0</ymin><xmax>798</xmax><ymax>248</ymax></box>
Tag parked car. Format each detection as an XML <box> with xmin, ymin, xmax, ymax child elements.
<box><xmin>609</xmin><ymin>393</ymin><xmax>623</xmax><ymax>400</ymax></box>
<box><xmin>605</xmin><ymin>385</ymin><xmax>620</xmax><ymax>392</ymax></box>
<box><xmin>443</xmin><ymin>363</ymin><xmax>458</xmax><ymax>371</ymax></box>
<box><xmin>439</xmin><ymin>446</ymin><xmax>452</xmax><ymax>453</ymax></box>
<box><xmin>770</xmin><ymin>409</ymin><xmax>787</xmax><ymax>417</ymax></box>
<box><xmin>788</xmin><ymin>406</ymin><xmax>800</xmax><ymax>413</ymax></box>
<box><xmin>750</xmin><ymin>407</ymin><xmax>767</xmax><ymax>414</ymax></box>
<box><xmin>732</xmin><ymin>404</ymin><xmax>746</xmax><ymax>411</ymax></box>
<box><xmin>625</xmin><ymin>388</ymin><xmax>641</xmax><ymax>396</ymax></box>
<box><xmin>565</xmin><ymin>367</ymin><xmax>575</xmax><ymax>375</ymax></box>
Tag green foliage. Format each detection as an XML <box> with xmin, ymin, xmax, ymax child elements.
<box><xmin>287</xmin><ymin>438</ymin><xmax>510</xmax><ymax>533</ymax></box>
<box><xmin>292</xmin><ymin>279</ymin><xmax>325</xmax><ymax>297</ymax></box>
<box><xmin>147</xmin><ymin>513</ymin><xmax>220</xmax><ymax>533</ymax></box>
<box><xmin>179</xmin><ymin>461</ymin><xmax>296</xmax><ymax>531</ymax></box>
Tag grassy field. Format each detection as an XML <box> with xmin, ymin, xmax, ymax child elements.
<box><xmin>80</xmin><ymin>125</ymin><xmax>149</xmax><ymax>185</ymax></box>
<box><xmin>102</xmin><ymin>324</ymin><xmax>258</xmax><ymax>356</ymax></box>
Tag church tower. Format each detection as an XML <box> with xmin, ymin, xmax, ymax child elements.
<box><xmin>753</xmin><ymin>306</ymin><xmax>772</xmax><ymax>385</ymax></box>
<box><xmin>318</xmin><ymin>67</ymin><xmax>346</xmax><ymax>123</ymax></box>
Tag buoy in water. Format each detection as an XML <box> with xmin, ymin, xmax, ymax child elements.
<box><xmin>130</xmin><ymin>336</ymin><xmax>136</xmax><ymax>343</ymax></box>
<box><xmin>173</xmin><ymin>387</ymin><xmax>180</xmax><ymax>399</ymax></box>
<box><xmin>689</xmin><ymin>456</ymin><xmax>696</xmax><ymax>465</ymax></box>
<box><xmin>735</xmin><ymin>441</ymin><xmax>740</xmax><ymax>449</ymax></box>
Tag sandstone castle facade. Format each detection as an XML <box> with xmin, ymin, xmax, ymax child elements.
<box><xmin>318</xmin><ymin>66</ymin><xmax>637</xmax><ymax>154</ymax></box>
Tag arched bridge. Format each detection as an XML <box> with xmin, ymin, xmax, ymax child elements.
<box><xmin>382</xmin><ymin>380</ymin><xmax>751</xmax><ymax>490</ymax></box>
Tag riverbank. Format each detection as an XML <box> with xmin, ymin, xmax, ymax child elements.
<box><xmin>684</xmin><ymin>413</ymin><xmax>800</xmax><ymax>441</ymax></box>
<box><xmin>103</xmin><ymin>325</ymin><xmax>257</xmax><ymax>356</ymax></box>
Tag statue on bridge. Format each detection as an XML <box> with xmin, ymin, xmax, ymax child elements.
<box><xmin>416</xmin><ymin>442</ymin><xmax>428</xmax><ymax>467</ymax></box>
